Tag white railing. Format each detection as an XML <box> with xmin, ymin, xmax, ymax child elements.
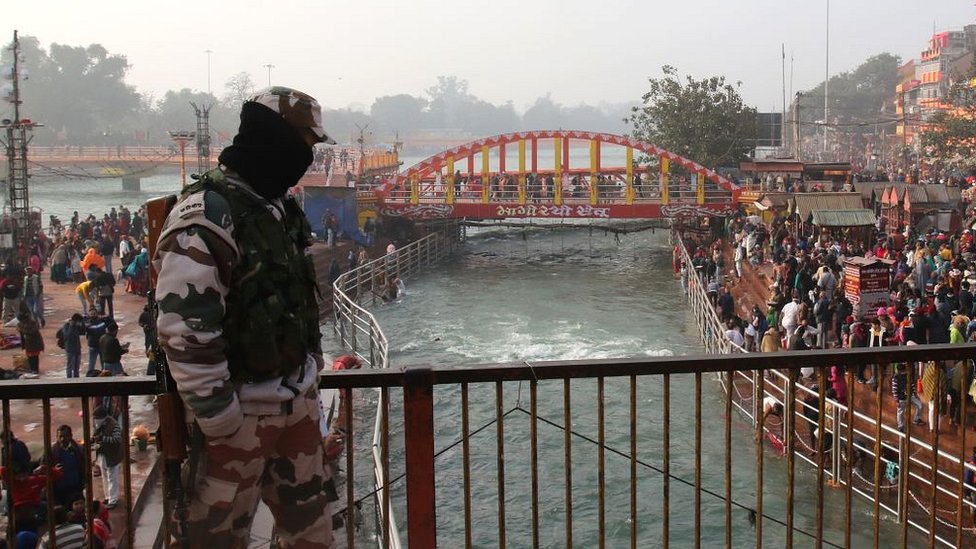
<box><xmin>673</xmin><ymin>231</ymin><xmax>744</xmax><ymax>356</ymax></box>
<box><xmin>331</xmin><ymin>220</ymin><xmax>461</xmax><ymax>548</ymax></box>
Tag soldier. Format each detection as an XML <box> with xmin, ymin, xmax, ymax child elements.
<box><xmin>154</xmin><ymin>86</ymin><xmax>340</xmax><ymax>547</ymax></box>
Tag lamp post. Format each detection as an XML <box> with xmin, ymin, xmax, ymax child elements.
<box><xmin>264</xmin><ymin>63</ymin><xmax>274</xmax><ymax>87</ymax></box>
<box><xmin>823</xmin><ymin>0</ymin><xmax>830</xmax><ymax>159</ymax></box>
<box><xmin>168</xmin><ymin>131</ymin><xmax>196</xmax><ymax>188</ymax></box>
<box><xmin>204</xmin><ymin>49</ymin><xmax>213</xmax><ymax>96</ymax></box>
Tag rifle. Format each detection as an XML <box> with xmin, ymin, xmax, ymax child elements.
<box><xmin>145</xmin><ymin>194</ymin><xmax>191</xmax><ymax>546</ymax></box>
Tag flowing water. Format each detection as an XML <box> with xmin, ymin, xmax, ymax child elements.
<box><xmin>330</xmin><ymin>224</ymin><xmax>920</xmax><ymax>548</ymax></box>
<box><xmin>27</xmin><ymin>174</ymin><xmax>918</xmax><ymax>547</ymax></box>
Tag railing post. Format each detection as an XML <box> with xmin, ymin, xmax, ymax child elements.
<box><xmin>753</xmin><ymin>369</ymin><xmax>762</xmax><ymax>428</ymax></box>
<box><xmin>897</xmin><ymin>434</ymin><xmax>906</xmax><ymax>522</ymax></box>
<box><xmin>370</xmin><ymin>328</ymin><xmax>376</xmax><ymax>368</ymax></box>
<box><xmin>404</xmin><ymin>366</ymin><xmax>437</xmax><ymax>548</ymax></box>
<box><xmin>831</xmin><ymin>403</ymin><xmax>841</xmax><ymax>484</ymax></box>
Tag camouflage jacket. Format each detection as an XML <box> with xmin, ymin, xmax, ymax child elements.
<box><xmin>153</xmin><ymin>167</ymin><xmax>323</xmax><ymax>438</ymax></box>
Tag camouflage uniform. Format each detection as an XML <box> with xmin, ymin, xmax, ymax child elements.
<box><xmin>154</xmin><ymin>87</ymin><xmax>336</xmax><ymax>548</ymax></box>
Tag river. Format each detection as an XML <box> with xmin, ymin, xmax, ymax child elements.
<box><xmin>338</xmin><ymin>224</ymin><xmax>920</xmax><ymax>548</ymax></box>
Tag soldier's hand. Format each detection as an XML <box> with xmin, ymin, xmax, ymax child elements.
<box><xmin>324</xmin><ymin>431</ymin><xmax>345</xmax><ymax>459</ymax></box>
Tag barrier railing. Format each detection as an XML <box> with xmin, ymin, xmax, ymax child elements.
<box><xmin>388</xmin><ymin>177</ymin><xmax>733</xmax><ymax>207</ymax></box>
<box><xmin>673</xmin><ymin>228</ymin><xmax>976</xmax><ymax>547</ymax></box>
<box><xmin>331</xmin><ymin>345</ymin><xmax>976</xmax><ymax>548</ymax></box>
<box><xmin>2</xmin><ymin>325</ymin><xmax>976</xmax><ymax>547</ymax></box>
<box><xmin>330</xmin><ymin>220</ymin><xmax>460</xmax><ymax>549</ymax></box>
<box><xmin>331</xmin><ymin>221</ymin><xmax>460</xmax><ymax>366</ymax></box>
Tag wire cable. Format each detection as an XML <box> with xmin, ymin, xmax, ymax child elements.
<box><xmin>519</xmin><ymin>406</ymin><xmax>846</xmax><ymax>548</ymax></box>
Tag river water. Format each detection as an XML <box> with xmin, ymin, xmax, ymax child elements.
<box><xmin>26</xmin><ymin>174</ymin><xmax>918</xmax><ymax>547</ymax></box>
<box><xmin>344</xmin><ymin>224</ymin><xmax>919</xmax><ymax>548</ymax></box>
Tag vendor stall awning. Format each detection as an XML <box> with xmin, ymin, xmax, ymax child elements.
<box><xmin>791</xmin><ymin>193</ymin><xmax>864</xmax><ymax>221</ymax></box>
<box><xmin>810</xmin><ymin>209</ymin><xmax>877</xmax><ymax>227</ymax></box>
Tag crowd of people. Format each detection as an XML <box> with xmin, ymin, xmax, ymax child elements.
<box><xmin>684</xmin><ymin>209</ymin><xmax>976</xmax><ymax>434</ymax></box>
<box><xmin>13</xmin><ymin>206</ymin><xmax>149</xmax><ymax>381</ymax></box>
<box><xmin>681</xmin><ymin>201</ymin><xmax>976</xmax><ymax>513</ymax></box>
<box><xmin>1</xmin><ymin>423</ymin><xmax>116</xmax><ymax>548</ymax></box>
<box><xmin>0</xmin><ymin>204</ymin><xmax>151</xmax><ymax>547</ymax></box>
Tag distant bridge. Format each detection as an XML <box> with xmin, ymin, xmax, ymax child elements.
<box><xmin>377</xmin><ymin>130</ymin><xmax>740</xmax><ymax>221</ymax></box>
<box><xmin>13</xmin><ymin>145</ymin><xmax>400</xmax><ymax>189</ymax></box>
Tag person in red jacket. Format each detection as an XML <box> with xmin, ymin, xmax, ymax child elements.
<box><xmin>0</xmin><ymin>462</ymin><xmax>63</xmax><ymax>533</ymax></box>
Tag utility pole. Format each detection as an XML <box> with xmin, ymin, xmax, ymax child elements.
<box><xmin>264</xmin><ymin>63</ymin><xmax>274</xmax><ymax>87</ymax></box>
<box><xmin>1</xmin><ymin>30</ymin><xmax>43</xmax><ymax>262</ymax></box>
<box><xmin>190</xmin><ymin>102</ymin><xmax>213</xmax><ymax>175</ymax></box>
<box><xmin>794</xmin><ymin>92</ymin><xmax>802</xmax><ymax>160</ymax></box>
<box><xmin>355</xmin><ymin>123</ymin><xmax>370</xmax><ymax>184</ymax></box>
<box><xmin>782</xmin><ymin>43</ymin><xmax>787</xmax><ymax>154</ymax></box>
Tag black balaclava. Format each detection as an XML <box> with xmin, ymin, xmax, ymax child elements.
<box><xmin>217</xmin><ymin>101</ymin><xmax>313</xmax><ymax>200</ymax></box>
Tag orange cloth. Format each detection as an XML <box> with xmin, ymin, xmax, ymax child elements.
<box><xmin>80</xmin><ymin>248</ymin><xmax>105</xmax><ymax>273</ymax></box>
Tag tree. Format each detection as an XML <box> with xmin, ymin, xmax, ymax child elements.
<box><xmin>223</xmin><ymin>72</ymin><xmax>256</xmax><ymax>111</ymax></box>
<box><xmin>523</xmin><ymin>94</ymin><xmax>565</xmax><ymax>130</ymax></box>
<box><xmin>425</xmin><ymin>76</ymin><xmax>472</xmax><ymax>128</ymax></box>
<box><xmin>147</xmin><ymin>88</ymin><xmax>237</xmax><ymax>147</ymax></box>
<box><xmin>370</xmin><ymin>94</ymin><xmax>428</xmax><ymax>134</ymax></box>
<box><xmin>795</xmin><ymin>53</ymin><xmax>900</xmax><ymax>155</ymax></box>
<box><xmin>4</xmin><ymin>36</ymin><xmax>142</xmax><ymax>145</ymax></box>
<box><xmin>628</xmin><ymin>66</ymin><xmax>757</xmax><ymax>169</ymax></box>
<box><xmin>320</xmin><ymin>107</ymin><xmax>373</xmax><ymax>144</ymax></box>
<box><xmin>467</xmin><ymin>99</ymin><xmax>520</xmax><ymax>135</ymax></box>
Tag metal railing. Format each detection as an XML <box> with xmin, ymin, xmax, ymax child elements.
<box><xmin>2</xmin><ymin>343</ymin><xmax>976</xmax><ymax>548</ymax></box>
<box><xmin>331</xmin><ymin>220</ymin><xmax>461</xmax><ymax>367</ymax></box>
<box><xmin>7</xmin><ymin>225</ymin><xmax>976</xmax><ymax>548</ymax></box>
<box><xmin>384</xmin><ymin>180</ymin><xmax>734</xmax><ymax>207</ymax></box>
<box><xmin>726</xmin><ymin>366</ymin><xmax>976</xmax><ymax>548</ymax></box>
<box><xmin>673</xmin><ymin>231</ymin><xmax>743</xmax><ymax>356</ymax></box>
<box><xmin>329</xmin><ymin>345</ymin><xmax>976</xmax><ymax>548</ymax></box>
<box><xmin>674</xmin><ymin>229</ymin><xmax>976</xmax><ymax>547</ymax></box>
<box><xmin>330</xmin><ymin>220</ymin><xmax>460</xmax><ymax>549</ymax></box>
<box><xmin>0</xmin><ymin>377</ymin><xmax>156</xmax><ymax>548</ymax></box>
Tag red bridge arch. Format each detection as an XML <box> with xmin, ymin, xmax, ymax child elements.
<box><xmin>377</xmin><ymin>130</ymin><xmax>741</xmax><ymax>221</ymax></box>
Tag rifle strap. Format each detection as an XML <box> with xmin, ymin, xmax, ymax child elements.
<box><xmin>185</xmin><ymin>422</ymin><xmax>206</xmax><ymax>500</ymax></box>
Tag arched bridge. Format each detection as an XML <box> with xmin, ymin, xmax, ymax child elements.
<box><xmin>376</xmin><ymin>130</ymin><xmax>741</xmax><ymax>220</ymax></box>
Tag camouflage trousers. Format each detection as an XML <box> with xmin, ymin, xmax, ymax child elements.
<box><xmin>185</xmin><ymin>389</ymin><xmax>334</xmax><ymax>548</ymax></box>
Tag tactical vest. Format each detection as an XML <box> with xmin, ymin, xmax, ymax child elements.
<box><xmin>183</xmin><ymin>170</ymin><xmax>321</xmax><ymax>382</ymax></box>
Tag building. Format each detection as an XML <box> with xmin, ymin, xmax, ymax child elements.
<box><xmin>898</xmin><ymin>25</ymin><xmax>976</xmax><ymax>147</ymax></box>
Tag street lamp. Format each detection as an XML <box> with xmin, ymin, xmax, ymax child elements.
<box><xmin>264</xmin><ymin>63</ymin><xmax>274</xmax><ymax>87</ymax></box>
<box><xmin>823</xmin><ymin>0</ymin><xmax>830</xmax><ymax>158</ymax></box>
<box><xmin>204</xmin><ymin>49</ymin><xmax>213</xmax><ymax>96</ymax></box>
<box><xmin>168</xmin><ymin>130</ymin><xmax>196</xmax><ymax>188</ymax></box>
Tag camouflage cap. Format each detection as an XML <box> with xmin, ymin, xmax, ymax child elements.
<box><xmin>247</xmin><ymin>86</ymin><xmax>336</xmax><ymax>145</ymax></box>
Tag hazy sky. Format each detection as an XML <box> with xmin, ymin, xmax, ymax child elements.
<box><xmin>7</xmin><ymin>1</ymin><xmax>976</xmax><ymax>114</ymax></box>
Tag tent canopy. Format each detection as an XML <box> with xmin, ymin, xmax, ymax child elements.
<box><xmin>809</xmin><ymin>209</ymin><xmax>876</xmax><ymax>227</ymax></box>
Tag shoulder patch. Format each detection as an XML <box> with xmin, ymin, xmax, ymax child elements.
<box><xmin>173</xmin><ymin>191</ymin><xmax>233</xmax><ymax>231</ymax></box>
<box><xmin>202</xmin><ymin>191</ymin><xmax>233</xmax><ymax>230</ymax></box>
<box><xmin>176</xmin><ymin>192</ymin><xmax>207</xmax><ymax>219</ymax></box>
